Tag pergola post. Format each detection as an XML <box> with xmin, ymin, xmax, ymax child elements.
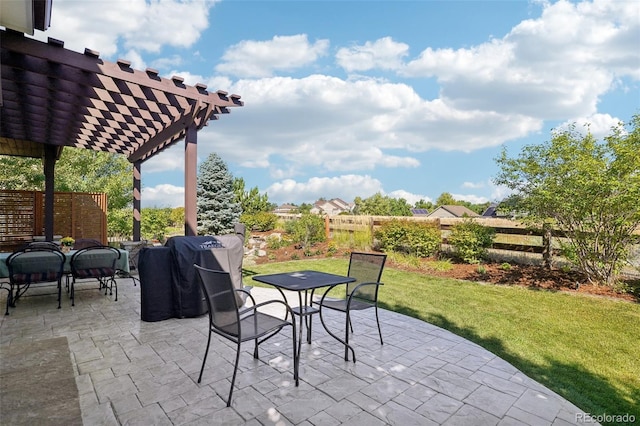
<box><xmin>133</xmin><ymin>160</ymin><xmax>142</xmax><ymax>241</ymax></box>
<box><xmin>184</xmin><ymin>124</ymin><xmax>198</xmax><ymax>236</ymax></box>
<box><xmin>43</xmin><ymin>145</ymin><xmax>56</xmax><ymax>240</ymax></box>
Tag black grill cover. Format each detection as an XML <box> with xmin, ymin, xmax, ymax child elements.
<box><xmin>138</xmin><ymin>247</ymin><xmax>174</xmax><ymax>322</ymax></box>
<box><xmin>164</xmin><ymin>224</ymin><xmax>246</xmax><ymax>318</ymax></box>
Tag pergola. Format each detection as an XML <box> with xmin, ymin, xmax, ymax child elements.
<box><xmin>0</xmin><ymin>9</ymin><xmax>243</xmax><ymax>241</ymax></box>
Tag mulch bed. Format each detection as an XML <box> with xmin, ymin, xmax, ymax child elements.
<box><xmin>251</xmin><ymin>235</ymin><xmax>639</xmax><ymax>303</ymax></box>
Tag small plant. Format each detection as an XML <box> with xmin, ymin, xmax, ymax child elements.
<box><xmin>290</xmin><ymin>253</ymin><xmax>300</xmax><ymax>260</ymax></box>
<box><xmin>427</xmin><ymin>258</ymin><xmax>453</xmax><ymax>272</ymax></box>
<box><xmin>326</xmin><ymin>241</ymin><xmax>338</xmax><ymax>256</ymax></box>
<box><xmin>477</xmin><ymin>265</ymin><xmax>488</xmax><ymax>275</ymax></box>
<box><xmin>266</xmin><ymin>235</ymin><xmax>286</xmax><ymax>250</ymax></box>
<box><xmin>500</xmin><ymin>262</ymin><xmax>512</xmax><ymax>271</ymax></box>
<box><xmin>60</xmin><ymin>236</ymin><xmax>75</xmax><ymax>247</ymax></box>
<box><xmin>560</xmin><ymin>264</ymin><xmax>572</xmax><ymax>273</ymax></box>
<box><xmin>267</xmin><ymin>253</ymin><xmax>276</xmax><ymax>261</ymax></box>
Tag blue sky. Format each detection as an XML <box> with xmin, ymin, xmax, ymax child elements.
<box><xmin>33</xmin><ymin>0</ymin><xmax>640</xmax><ymax>208</ymax></box>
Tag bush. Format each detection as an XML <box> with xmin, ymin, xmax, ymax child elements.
<box><xmin>284</xmin><ymin>213</ymin><xmax>326</xmax><ymax>249</ymax></box>
<box><xmin>375</xmin><ymin>219</ymin><xmax>441</xmax><ymax>257</ymax></box>
<box><xmin>240</xmin><ymin>211</ymin><xmax>278</xmax><ymax>231</ymax></box>
<box><xmin>447</xmin><ymin>218</ymin><xmax>495</xmax><ymax>264</ymax></box>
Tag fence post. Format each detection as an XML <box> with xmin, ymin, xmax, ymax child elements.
<box><xmin>542</xmin><ymin>222</ymin><xmax>553</xmax><ymax>270</ymax></box>
<box><xmin>325</xmin><ymin>215</ymin><xmax>330</xmax><ymax>239</ymax></box>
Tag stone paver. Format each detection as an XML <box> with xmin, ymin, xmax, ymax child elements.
<box><xmin>0</xmin><ymin>277</ymin><xmax>593</xmax><ymax>425</ymax></box>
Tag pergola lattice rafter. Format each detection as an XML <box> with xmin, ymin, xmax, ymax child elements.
<box><xmin>0</xmin><ymin>29</ymin><xmax>242</xmax><ymax>162</ymax></box>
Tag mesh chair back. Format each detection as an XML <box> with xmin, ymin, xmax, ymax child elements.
<box><xmin>6</xmin><ymin>248</ymin><xmax>65</xmax><ymax>284</ymax></box>
<box><xmin>70</xmin><ymin>246</ymin><xmax>120</xmax><ymax>279</ymax></box>
<box><xmin>73</xmin><ymin>238</ymin><xmax>102</xmax><ymax>250</ymax></box>
<box><xmin>126</xmin><ymin>240</ymin><xmax>147</xmax><ymax>271</ymax></box>
<box><xmin>346</xmin><ymin>252</ymin><xmax>387</xmax><ymax>302</ymax></box>
<box><xmin>195</xmin><ymin>266</ymin><xmax>241</xmax><ymax>337</ymax></box>
<box><xmin>24</xmin><ymin>241</ymin><xmax>61</xmax><ymax>251</ymax></box>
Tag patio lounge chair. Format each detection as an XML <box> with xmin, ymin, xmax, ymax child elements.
<box><xmin>194</xmin><ymin>264</ymin><xmax>298</xmax><ymax>406</ymax></box>
<box><xmin>317</xmin><ymin>252</ymin><xmax>387</xmax><ymax>360</ymax></box>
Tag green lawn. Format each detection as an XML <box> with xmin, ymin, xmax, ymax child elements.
<box><xmin>243</xmin><ymin>258</ymin><xmax>640</xmax><ymax>424</ymax></box>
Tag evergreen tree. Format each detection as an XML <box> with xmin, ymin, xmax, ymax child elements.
<box><xmin>197</xmin><ymin>153</ymin><xmax>241</xmax><ymax>235</ymax></box>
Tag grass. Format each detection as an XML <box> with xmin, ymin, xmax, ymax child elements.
<box><xmin>243</xmin><ymin>258</ymin><xmax>640</xmax><ymax>425</ymax></box>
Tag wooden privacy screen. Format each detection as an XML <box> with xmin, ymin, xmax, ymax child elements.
<box><xmin>0</xmin><ymin>190</ymin><xmax>107</xmax><ymax>252</ymax></box>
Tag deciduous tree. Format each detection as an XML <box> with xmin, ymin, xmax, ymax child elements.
<box><xmin>494</xmin><ymin>115</ymin><xmax>640</xmax><ymax>285</ymax></box>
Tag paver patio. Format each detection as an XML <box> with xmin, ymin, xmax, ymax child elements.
<box><xmin>0</xmin><ymin>275</ymin><xmax>591</xmax><ymax>425</ymax></box>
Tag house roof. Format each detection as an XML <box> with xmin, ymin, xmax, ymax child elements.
<box><xmin>429</xmin><ymin>205</ymin><xmax>480</xmax><ymax>217</ymax></box>
<box><xmin>0</xmin><ymin>29</ymin><xmax>243</xmax><ymax>163</ymax></box>
<box><xmin>411</xmin><ymin>208</ymin><xmax>429</xmax><ymax>216</ymax></box>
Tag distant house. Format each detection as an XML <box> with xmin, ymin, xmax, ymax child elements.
<box><xmin>310</xmin><ymin>198</ymin><xmax>353</xmax><ymax>215</ymax></box>
<box><xmin>481</xmin><ymin>202</ymin><xmax>499</xmax><ymax>218</ymax></box>
<box><xmin>273</xmin><ymin>204</ymin><xmax>297</xmax><ymax>214</ymax></box>
<box><xmin>427</xmin><ymin>205</ymin><xmax>480</xmax><ymax>218</ymax></box>
<box><xmin>410</xmin><ymin>208</ymin><xmax>430</xmax><ymax>216</ymax></box>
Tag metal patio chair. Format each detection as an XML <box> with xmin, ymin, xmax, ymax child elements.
<box><xmin>69</xmin><ymin>245</ymin><xmax>120</xmax><ymax>304</ymax></box>
<box><xmin>317</xmin><ymin>251</ymin><xmax>387</xmax><ymax>360</ymax></box>
<box><xmin>194</xmin><ymin>264</ymin><xmax>298</xmax><ymax>406</ymax></box>
<box><xmin>5</xmin><ymin>247</ymin><xmax>66</xmax><ymax>313</ymax></box>
<box><xmin>116</xmin><ymin>240</ymin><xmax>147</xmax><ymax>286</ymax></box>
<box><xmin>72</xmin><ymin>238</ymin><xmax>102</xmax><ymax>250</ymax></box>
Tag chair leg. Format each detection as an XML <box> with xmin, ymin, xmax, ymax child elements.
<box><xmin>57</xmin><ymin>280</ymin><xmax>61</xmax><ymax>309</ymax></box>
<box><xmin>292</xmin><ymin>324</ymin><xmax>299</xmax><ymax>386</ymax></box>
<box><xmin>70</xmin><ymin>279</ymin><xmax>75</xmax><ymax>307</ymax></box>
<box><xmin>113</xmin><ymin>278</ymin><xmax>118</xmax><ymax>301</ymax></box>
<box><xmin>1</xmin><ymin>285</ymin><xmax>10</xmax><ymax>315</ymax></box>
<box><xmin>306</xmin><ymin>315</ymin><xmax>313</xmax><ymax>344</ymax></box>
<box><xmin>374</xmin><ymin>305</ymin><xmax>383</xmax><ymax>345</ymax></box>
<box><xmin>227</xmin><ymin>342</ymin><xmax>242</xmax><ymax>407</ymax></box>
<box><xmin>253</xmin><ymin>339</ymin><xmax>259</xmax><ymax>359</ymax></box>
<box><xmin>198</xmin><ymin>330</ymin><xmax>213</xmax><ymax>383</ymax></box>
<box><xmin>344</xmin><ymin>310</ymin><xmax>352</xmax><ymax>361</ymax></box>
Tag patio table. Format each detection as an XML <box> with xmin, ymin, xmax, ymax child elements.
<box><xmin>252</xmin><ymin>270</ymin><xmax>357</xmax><ymax>363</ymax></box>
<box><xmin>0</xmin><ymin>249</ymin><xmax>130</xmax><ymax>278</ymax></box>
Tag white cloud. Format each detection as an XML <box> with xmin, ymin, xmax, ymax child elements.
<box><xmin>462</xmin><ymin>181</ymin><xmax>486</xmax><ymax>189</ymax></box>
<box><xmin>38</xmin><ymin>0</ymin><xmax>215</xmax><ymax>57</ymax></box>
<box><xmin>450</xmin><ymin>193</ymin><xmax>490</xmax><ymax>205</ymax></box>
<box><xmin>142</xmin><ymin>184</ymin><xmax>184</xmax><ymax>208</ymax></box>
<box><xmin>264</xmin><ymin>175</ymin><xmax>383</xmax><ymax>204</ymax></box>
<box><xmin>386</xmin><ymin>190</ymin><xmax>431</xmax><ymax>206</ymax></box>
<box><xmin>216</xmin><ymin>34</ymin><xmax>330</xmax><ymax>78</ymax></box>
<box><xmin>555</xmin><ymin>113</ymin><xmax>625</xmax><ymax>139</ymax></box>
<box><xmin>142</xmin><ymin>145</ymin><xmax>184</xmax><ymax>173</ymax></box>
<box><xmin>336</xmin><ymin>37</ymin><xmax>409</xmax><ymax>72</ymax></box>
<box><xmin>401</xmin><ymin>0</ymin><xmax>640</xmax><ymax>120</ymax></box>
<box><xmin>193</xmin><ymin>74</ymin><xmax>541</xmax><ymax>177</ymax></box>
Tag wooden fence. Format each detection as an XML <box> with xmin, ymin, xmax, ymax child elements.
<box><xmin>276</xmin><ymin>214</ymin><xmax>640</xmax><ymax>267</ymax></box>
<box><xmin>0</xmin><ymin>190</ymin><xmax>107</xmax><ymax>252</ymax></box>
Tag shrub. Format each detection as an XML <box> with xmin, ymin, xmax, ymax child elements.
<box><xmin>375</xmin><ymin>219</ymin><xmax>441</xmax><ymax>257</ymax></box>
<box><xmin>284</xmin><ymin>213</ymin><xmax>326</xmax><ymax>249</ymax></box>
<box><xmin>448</xmin><ymin>218</ymin><xmax>495</xmax><ymax>264</ymax></box>
<box><xmin>240</xmin><ymin>211</ymin><xmax>278</xmax><ymax>231</ymax></box>
<box><xmin>266</xmin><ymin>234</ymin><xmax>287</xmax><ymax>250</ymax></box>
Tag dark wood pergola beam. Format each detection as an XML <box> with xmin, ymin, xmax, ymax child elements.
<box><xmin>1</xmin><ymin>29</ymin><xmax>243</xmax><ymax>241</ymax></box>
